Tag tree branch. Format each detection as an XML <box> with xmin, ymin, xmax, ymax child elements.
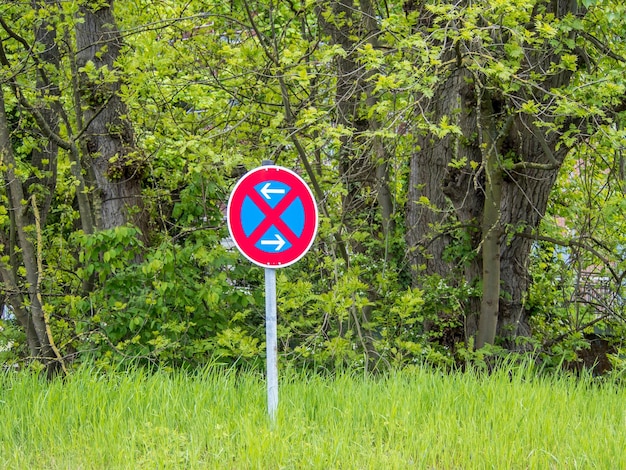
<box><xmin>579</xmin><ymin>31</ymin><xmax>626</xmax><ymax>64</ymax></box>
<box><xmin>512</xmin><ymin>117</ymin><xmax>561</xmax><ymax>171</ymax></box>
<box><xmin>516</xmin><ymin>231</ymin><xmax>623</xmax><ymax>284</ymax></box>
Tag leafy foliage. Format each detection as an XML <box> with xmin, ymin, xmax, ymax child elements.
<box><xmin>1</xmin><ymin>0</ymin><xmax>626</xmax><ymax>375</ymax></box>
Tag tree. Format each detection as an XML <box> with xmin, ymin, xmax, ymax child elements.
<box><xmin>104</xmin><ymin>0</ymin><xmax>626</xmax><ymax>362</ymax></box>
<box><xmin>0</xmin><ymin>90</ymin><xmax>64</xmax><ymax>374</ymax></box>
<box><xmin>0</xmin><ymin>0</ymin><xmax>147</xmax><ymax>373</ymax></box>
<box><xmin>404</xmin><ymin>0</ymin><xmax>626</xmax><ymax>349</ymax></box>
<box><xmin>2</xmin><ymin>0</ymin><xmax>625</xmax><ymax>372</ymax></box>
<box><xmin>0</xmin><ymin>0</ymin><xmax>70</xmax><ymax>374</ymax></box>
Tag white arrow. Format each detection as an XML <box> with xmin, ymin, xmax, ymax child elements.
<box><xmin>260</xmin><ymin>182</ymin><xmax>286</xmax><ymax>200</ymax></box>
<box><xmin>260</xmin><ymin>234</ymin><xmax>286</xmax><ymax>251</ymax></box>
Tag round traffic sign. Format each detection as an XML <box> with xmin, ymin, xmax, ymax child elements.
<box><xmin>226</xmin><ymin>165</ymin><xmax>318</xmax><ymax>268</ymax></box>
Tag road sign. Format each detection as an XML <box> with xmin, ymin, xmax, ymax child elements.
<box><xmin>227</xmin><ymin>165</ymin><xmax>318</xmax><ymax>268</ymax></box>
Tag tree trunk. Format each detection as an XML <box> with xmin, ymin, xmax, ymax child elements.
<box><xmin>319</xmin><ymin>0</ymin><xmax>396</xmax><ymax>369</ymax></box>
<box><xmin>75</xmin><ymin>1</ymin><xmax>147</xmax><ymax>235</ymax></box>
<box><xmin>405</xmin><ymin>0</ymin><xmax>578</xmax><ymax>348</ymax></box>
<box><xmin>0</xmin><ymin>265</ymin><xmax>41</xmax><ymax>357</ymax></box>
<box><xmin>406</xmin><ymin>62</ymin><xmax>484</xmax><ymax>343</ymax></box>
<box><xmin>476</xmin><ymin>93</ymin><xmax>505</xmax><ymax>348</ymax></box>
<box><xmin>0</xmin><ymin>90</ymin><xmax>64</xmax><ymax>374</ymax></box>
<box><xmin>497</xmin><ymin>117</ymin><xmax>568</xmax><ymax>346</ymax></box>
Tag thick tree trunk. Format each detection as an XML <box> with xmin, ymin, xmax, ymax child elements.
<box><xmin>405</xmin><ymin>0</ymin><xmax>577</xmax><ymax>349</ymax></box>
<box><xmin>75</xmin><ymin>1</ymin><xmax>147</xmax><ymax>235</ymax></box>
<box><xmin>497</xmin><ymin>117</ymin><xmax>568</xmax><ymax>346</ymax></box>
<box><xmin>407</xmin><ymin>94</ymin><xmax>568</xmax><ymax>348</ymax></box>
<box><xmin>406</xmin><ymin>63</ymin><xmax>484</xmax><ymax>343</ymax></box>
<box><xmin>406</xmin><ymin>65</ymin><xmax>470</xmax><ymax>280</ymax></box>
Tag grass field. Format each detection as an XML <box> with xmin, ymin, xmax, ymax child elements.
<box><xmin>1</xmin><ymin>363</ymin><xmax>624</xmax><ymax>469</ymax></box>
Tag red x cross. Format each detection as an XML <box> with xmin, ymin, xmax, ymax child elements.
<box><xmin>244</xmin><ymin>186</ymin><xmax>299</xmax><ymax>246</ymax></box>
<box><xmin>227</xmin><ymin>166</ymin><xmax>318</xmax><ymax>268</ymax></box>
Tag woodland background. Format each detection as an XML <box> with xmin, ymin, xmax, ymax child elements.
<box><xmin>1</xmin><ymin>0</ymin><xmax>626</xmax><ymax>377</ymax></box>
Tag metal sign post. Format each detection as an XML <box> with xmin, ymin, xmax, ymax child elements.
<box><xmin>265</xmin><ymin>267</ymin><xmax>278</xmax><ymax>420</ymax></box>
<box><xmin>226</xmin><ymin>161</ymin><xmax>318</xmax><ymax>421</ymax></box>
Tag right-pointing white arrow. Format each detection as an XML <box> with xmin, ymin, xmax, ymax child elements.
<box><xmin>260</xmin><ymin>233</ymin><xmax>286</xmax><ymax>251</ymax></box>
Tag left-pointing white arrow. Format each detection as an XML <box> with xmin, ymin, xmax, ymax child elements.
<box><xmin>260</xmin><ymin>182</ymin><xmax>286</xmax><ymax>200</ymax></box>
<box><xmin>260</xmin><ymin>234</ymin><xmax>286</xmax><ymax>251</ymax></box>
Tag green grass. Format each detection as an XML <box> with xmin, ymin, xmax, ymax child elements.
<box><xmin>1</xmin><ymin>364</ymin><xmax>624</xmax><ymax>469</ymax></box>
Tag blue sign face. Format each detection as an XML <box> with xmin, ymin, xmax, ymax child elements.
<box><xmin>240</xmin><ymin>180</ymin><xmax>306</xmax><ymax>253</ymax></box>
<box><xmin>227</xmin><ymin>166</ymin><xmax>318</xmax><ymax>268</ymax></box>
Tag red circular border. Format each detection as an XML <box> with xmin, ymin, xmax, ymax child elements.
<box><xmin>227</xmin><ymin>165</ymin><xmax>318</xmax><ymax>268</ymax></box>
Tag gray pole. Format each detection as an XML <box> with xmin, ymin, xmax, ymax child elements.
<box><xmin>265</xmin><ymin>267</ymin><xmax>278</xmax><ymax>421</ymax></box>
<box><xmin>262</xmin><ymin>159</ymin><xmax>278</xmax><ymax>421</ymax></box>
